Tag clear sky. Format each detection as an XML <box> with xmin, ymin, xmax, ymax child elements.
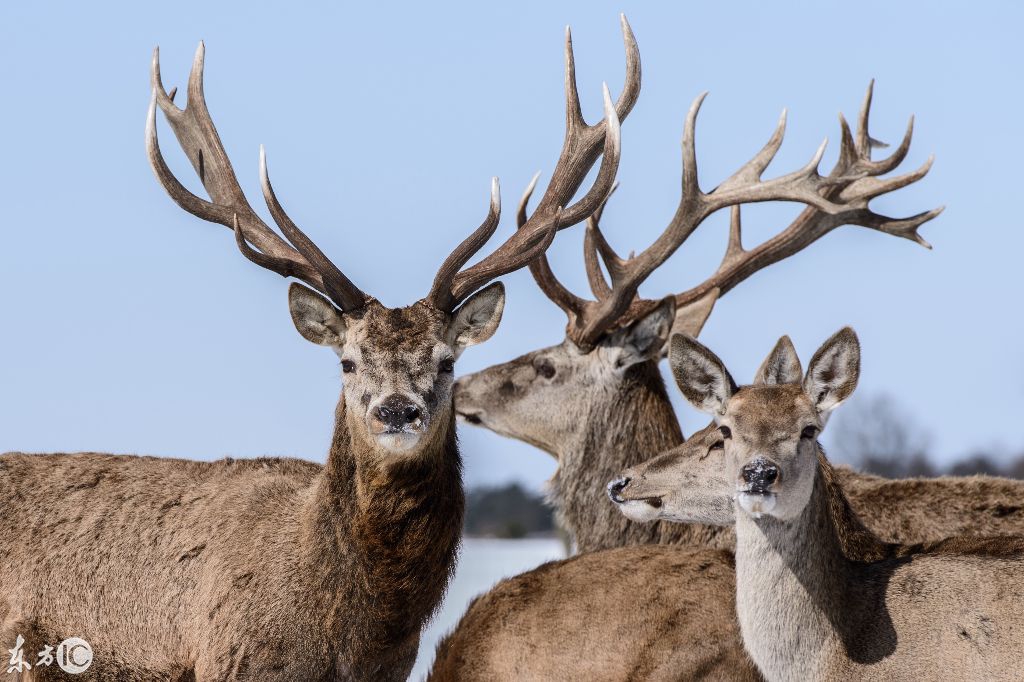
<box><xmin>1</xmin><ymin>1</ymin><xmax>1021</xmax><ymax>490</ymax></box>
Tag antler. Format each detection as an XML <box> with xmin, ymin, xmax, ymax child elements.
<box><xmin>527</xmin><ymin>81</ymin><xmax>941</xmax><ymax>350</ymax></box>
<box><xmin>426</xmin><ymin>15</ymin><xmax>639</xmax><ymax>311</ymax></box>
<box><xmin>147</xmin><ymin>43</ymin><xmax>369</xmax><ymax>312</ymax></box>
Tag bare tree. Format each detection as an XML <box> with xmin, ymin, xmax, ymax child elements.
<box><xmin>827</xmin><ymin>392</ymin><xmax>935</xmax><ymax>477</ymax></box>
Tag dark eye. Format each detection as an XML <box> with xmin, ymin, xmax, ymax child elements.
<box><xmin>801</xmin><ymin>425</ymin><xmax>819</xmax><ymax>440</ymax></box>
<box><xmin>709</xmin><ymin>440</ymin><xmax>725</xmax><ymax>452</ymax></box>
<box><xmin>341</xmin><ymin>360</ymin><xmax>356</xmax><ymax>374</ymax></box>
<box><xmin>537</xmin><ymin>361</ymin><xmax>556</xmax><ymax>379</ymax></box>
<box><xmin>719</xmin><ymin>426</ymin><xmax>732</xmax><ymax>439</ymax></box>
<box><xmin>439</xmin><ymin>357</ymin><xmax>455</xmax><ymax>374</ymax></box>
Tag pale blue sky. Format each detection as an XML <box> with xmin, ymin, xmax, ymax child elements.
<box><xmin>1</xmin><ymin>1</ymin><xmax>1021</xmax><ymax>489</ymax></box>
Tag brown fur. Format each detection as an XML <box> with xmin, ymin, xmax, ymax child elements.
<box><xmin>428</xmin><ymin>546</ymin><xmax>760</xmax><ymax>682</ymax></box>
<box><xmin>0</xmin><ymin>298</ymin><xmax>481</xmax><ymax>681</ymax></box>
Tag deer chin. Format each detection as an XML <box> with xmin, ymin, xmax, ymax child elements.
<box><xmin>736</xmin><ymin>491</ymin><xmax>777</xmax><ymax>518</ymax></box>
<box><xmin>372</xmin><ymin>432</ymin><xmax>422</xmax><ymax>453</ymax></box>
<box><xmin>616</xmin><ymin>498</ymin><xmax>665</xmax><ymax>522</ymax></box>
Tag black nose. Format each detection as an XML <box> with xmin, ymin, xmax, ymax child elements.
<box><xmin>607</xmin><ymin>477</ymin><xmax>631</xmax><ymax>503</ymax></box>
<box><xmin>375</xmin><ymin>394</ymin><xmax>422</xmax><ymax>430</ymax></box>
<box><xmin>742</xmin><ymin>459</ymin><xmax>779</xmax><ymax>492</ymax></box>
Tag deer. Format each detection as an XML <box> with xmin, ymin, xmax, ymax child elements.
<box><xmin>651</xmin><ymin>329</ymin><xmax>1024</xmax><ymax>681</ymax></box>
<box><xmin>0</xmin><ymin>21</ymin><xmax>633</xmax><ymax>680</ymax></box>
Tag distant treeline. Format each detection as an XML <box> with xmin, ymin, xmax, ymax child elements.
<box><xmin>830</xmin><ymin>392</ymin><xmax>1024</xmax><ymax>480</ymax></box>
<box><xmin>859</xmin><ymin>451</ymin><xmax>1024</xmax><ymax>479</ymax></box>
<box><xmin>464</xmin><ymin>483</ymin><xmax>555</xmax><ymax>538</ymax></box>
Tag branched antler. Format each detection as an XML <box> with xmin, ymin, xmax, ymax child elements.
<box><xmin>525</xmin><ymin>81</ymin><xmax>941</xmax><ymax>350</ymax></box>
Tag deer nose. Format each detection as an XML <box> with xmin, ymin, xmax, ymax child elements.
<box><xmin>742</xmin><ymin>459</ymin><xmax>779</xmax><ymax>492</ymax></box>
<box><xmin>607</xmin><ymin>477</ymin><xmax>631</xmax><ymax>503</ymax></box>
<box><xmin>375</xmin><ymin>395</ymin><xmax>422</xmax><ymax>430</ymax></box>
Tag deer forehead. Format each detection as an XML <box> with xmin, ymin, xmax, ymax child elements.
<box><xmin>727</xmin><ymin>385</ymin><xmax>816</xmax><ymax>442</ymax></box>
<box><xmin>344</xmin><ymin>303</ymin><xmax>451</xmax><ymax>375</ymax></box>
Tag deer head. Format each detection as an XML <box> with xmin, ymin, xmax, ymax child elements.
<box><xmin>145</xmin><ymin>30</ymin><xmax>629</xmax><ymax>459</ymax></box>
<box><xmin>653</xmin><ymin>329</ymin><xmax>860</xmax><ymax>522</ymax></box>
<box><xmin>455</xmin><ymin>79</ymin><xmax>938</xmax><ymax>463</ymax></box>
<box><xmin>608</xmin><ymin>336</ymin><xmax>802</xmax><ymax>523</ymax></box>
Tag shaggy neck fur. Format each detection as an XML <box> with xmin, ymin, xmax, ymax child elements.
<box><xmin>733</xmin><ymin>448</ymin><xmax>897</xmax><ymax>681</ymax></box>
<box><xmin>304</xmin><ymin>397</ymin><xmax>464</xmax><ymax>671</ymax></box>
<box><xmin>551</xmin><ymin>360</ymin><xmax>732</xmax><ymax>552</ymax></box>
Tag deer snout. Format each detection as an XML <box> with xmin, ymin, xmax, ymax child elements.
<box><xmin>607</xmin><ymin>477</ymin><xmax>631</xmax><ymax>503</ymax></box>
<box><xmin>374</xmin><ymin>394</ymin><xmax>423</xmax><ymax>431</ymax></box>
<box><xmin>741</xmin><ymin>458</ymin><xmax>779</xmax><ymax>493</ymax></box>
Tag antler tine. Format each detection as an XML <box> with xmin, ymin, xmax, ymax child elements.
<box><xmin>259</xmin><ymin>148</ymin><xmax>368</xmax><ymax>310</ymax></box>
<box><xmin>582</xmin><ymin>183</ymin><xmax>624</xmax><ymax>298</ymax></box>
<box><xmin>426</xmin><ymin>178</ymin><xmax>503</xmax><ymax>310</ymax></box>
<box><xmin>519</xmin><ymin>175</ymin><xmax>587</xmax><ymax>320</ymax></box>
<box><xmin>147</xmin><ymin>43</ymin><xmax>369</xmax><ymax>311</ymax></box>
<box><xmin>437</xmin><ymin>18</ymin><xmax>636</xmax><ymax>310</ymax></box>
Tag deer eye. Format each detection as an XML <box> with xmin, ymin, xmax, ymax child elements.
<box><xmin>719</xmin><ymin>426</ymin><xmax>732</xmax><ymax>439</ymax></box>
<box><xmin>439</xmin><ymin>357</ymin><xmax>455</xmax><ymax>374</ymax></box>
<box><xmin>801</xmin><ymin>425</ymin><xmax>819</xmax><ymax>440</ymax></box>
<box><xmin>341</xmin><ymin>360</ymin><xmax>356</xmax><ymax>374</ymax></box>
<box><xmin>709</xmin><ymin>440</ymin><xmax>725</xmax><ymax>452</ymax></box>
<box><xmin>537</xmin><ymin>361</ymin><xmax>556</xmax><ymax>379</ymax></box>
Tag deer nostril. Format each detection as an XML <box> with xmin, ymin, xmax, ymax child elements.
<box><xmin>375</xmin><ymin>395</ymin><xmax>422</xmax><ymax>430</ymax></box>
<box><xmin>742</xmin><ymin>459</ymin><xmax>779</xmax><ymax>490</ymax></box>
<box><xmin>607</xmin><ymin>477</ymin><xmax>631</xmax><ymax>503</ymax></box>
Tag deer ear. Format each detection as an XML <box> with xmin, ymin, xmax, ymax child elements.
<box><xmin>755</xmin><ymin>336</ymin><xmax>803</xmax><ymax>385</ymax></box>
<box><xmin>803</xmin><ymin>327</ymin><xmax>860</xmax><ymax>416</ymax></box>
<box><xmin>614</xmin><ymin>299</ymin><xmax>675</xmax><ymax>370</ymax></box>
<box><xmin>669</xmin><ymin>334</ymin><xmax>735</xmax><ymax>418</ymax></box>
<box><xmin>288</xmin><ymin>283</ymin><xmax>348</xmax><ymax>347</ymax></box>
<box><xmin>448</xmin><ymin>282</ymin><xmax>505</xmax><ymax>357</ymax></box>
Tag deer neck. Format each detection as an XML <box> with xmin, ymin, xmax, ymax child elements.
<box><xmin>304</xmin><ymin>396</ymin><xmax>464</xmax><ymax>661</ymax></box>
<box><xmin>553</xmin><ymin>360</ymin><xmax>728</xmax><ymax>552</ymax></box>
<box><xmin>733</xmin><ymin>449</ymin><xmax>892</xmax><ymax>680</ymax></box>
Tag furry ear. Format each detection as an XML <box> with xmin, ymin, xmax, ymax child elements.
<box><xmin>447</xmin><ymin>282</ymin><xmax>505</xmax><ymax>358</ymax></box>
<box><xmin>660</xmin><ymin>288</ymin><xmax>718</xmax><ymax>357</ymax></box>
<box><xmin>614</xmin><ymin>298</ymin><xmax>676</xmax><ymax>369</ymax></box>
<box><xmin>755</xmin><ymin>336</ymin><xmax>803</xmax><ymax>385</ymax></box>
<box><xmin>289</xmin><ymin>283</ymin><xmax>348</xmax><ymax>347</ymax></box>
<box><xmin>803</xmin><ymin>327</ymin><xmax>860</xmax><ymax>415</ymax></box>
<box><xmin>668</xmin><ymin>334</ymin><xmax>736</xmax><ymax>417</ymax></box>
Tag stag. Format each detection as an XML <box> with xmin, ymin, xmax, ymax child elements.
<box><xmin>0</xmin><ymin>20</ymin><xmax>633</xmax><ymax>680</ymax></box>
<box><xmin>658</xmin><ymin>330</ymin><xmax>1024</xmax><ymax>681</ymax></box>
